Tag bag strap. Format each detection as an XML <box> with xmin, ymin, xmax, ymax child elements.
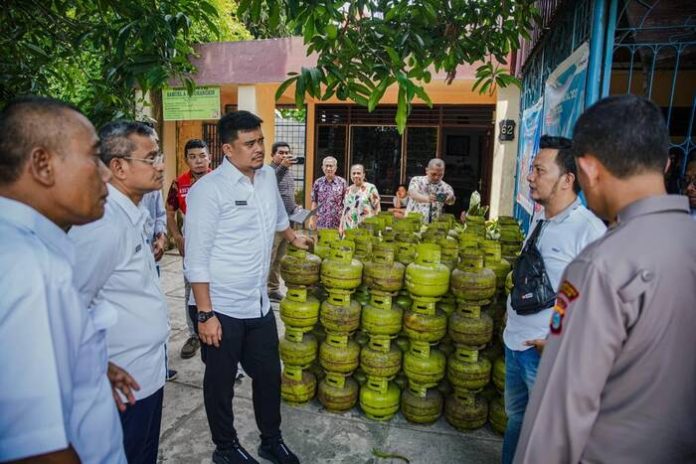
<box><xmin>524</xmin><ymin>219</ymin><xmax>545</xmax><ymax>251</ymax></box>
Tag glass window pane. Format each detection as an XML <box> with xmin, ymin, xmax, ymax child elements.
<box><xmin>350</xmin><ymin>126</ymin><xmax>402</xmax><ymax>196</ymax></box>
<box><xmin>405</xmin><ymin>127</ymin><xmax>438</xmax><ymax>184</ymax></box>
<box><xmin>316</xmin><ymin>126</ymin><xmax>347</xmax><ymax>181</ymax></box>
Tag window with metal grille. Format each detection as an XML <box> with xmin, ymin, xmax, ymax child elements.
<box><xmin>275</xmin><ymin>108</ymin><xmax>307</xmax><ymax>206</ymax></box>
<box><xmin>202</xmin><ymin>122</ymin><xmax>223</xmax><ymax>169</ymax></box>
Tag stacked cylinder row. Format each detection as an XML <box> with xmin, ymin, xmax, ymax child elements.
<box><xmin>277</xmin><ymin>211</ymin><xmax>525</xmax><ymax>433</ymax></box>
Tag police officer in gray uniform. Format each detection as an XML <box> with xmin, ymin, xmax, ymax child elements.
<box><xmin>514</xmin><ymin>95</ymin><xmax>696</xmax><ymax>463</ymax></box>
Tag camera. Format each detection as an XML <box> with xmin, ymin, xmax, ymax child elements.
<box><xmin>435</xmin><ymin>192</ymin><xmax>447</xmax><ymax>202</ymax></box>
<box><xmin>293</xmin><ymin>156</ymin><xmax>305</xmax><ymax>165</ymax></box>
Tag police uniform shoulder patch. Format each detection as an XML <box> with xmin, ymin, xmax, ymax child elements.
<box><xmin>550</xmin><ymin>280</ymin><xmax>580</xmax><ymax>335</ymax></box>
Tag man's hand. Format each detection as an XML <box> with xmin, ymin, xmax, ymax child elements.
<box><xmin>291</xmin><ymin>235</ymin><xmax>314</xmax><ymax>251</ymax></box>
<box><xmin>198</xmin><ymin>315</ymin><xmax>222</xmax><ymax>348</ymax></box>
<box><xmin>152</xmin><ymin>232</ymin><xmax>166</xmax><ymax>261</ymax></box>
<box><xmin>428</xmin><ymin>193</ymin><xmax>437</xmax><ymax>203</ymax></box>
<box><xmin>107</xmin><ymin>362</ymin><xmax>140</xmax><ymax>412</ymax></box>
<box><xmin>460</xmin><ymin>211</ymin><xmax>468</xmax><ymax>223</ymax></box>
<box><xmin>524</xmin><ymin>338</ymin><xmax>547</xmax><ymax>354</ymax></box>
<box><xmin>174</xmin><ymin>234</ymin><xmax>185</xmax><ymax>257</ymax></box>
<box><xmin>307</xmin><ymin>217</ymin><xmax>317</xmax><ymax>230</ymax></box>
<box><xmin>446</xmin><ymin>192</ymin><xmax>456</xmax><ymax>205</ymax></box>
<box><xmin>280</xmin><ymin>154</ymin><xmax>294</xmax><ymax>168</ymax></box>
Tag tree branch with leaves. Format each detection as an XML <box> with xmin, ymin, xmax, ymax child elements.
<box><xmin>240</xmin><ymin>0</ymin><xmax>538</xmax><ymax>132</ymax></box>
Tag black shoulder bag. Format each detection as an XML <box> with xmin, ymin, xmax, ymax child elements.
<box><xmin>510</xmin><ymin>219</ymin><xmax>557</xmax><ymax>315</ymax></box>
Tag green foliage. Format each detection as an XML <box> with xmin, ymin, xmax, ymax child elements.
<box><xmin>240</xmin><ymin>0</ymin><xmax>537</xmax><ymax>133</ymax></box>
<box><xmin>0</xmin><ymin>0</ymin><xmax>250</xmax><ymax>127</ymax></box>
<box><xmin>278</xmin><ymin>107</ymin><xmax>307</xmax><ymax>122</ymax></box>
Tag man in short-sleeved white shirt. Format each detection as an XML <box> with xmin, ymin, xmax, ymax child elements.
<box><xmin>70</xmin><ymin>121</ymin><xmax>169</xmax><ymax>464</ymax></box>
<box><xmin>185</xmin><ymin>111</ymin><xmax>312</xmax><ymax>464</ymax></box>
<box><xmin>0</xmin><ymin>97</ymin><xmax>126</xmax><ymax>463</ymax></box>
<box><xmin>501</xmin><ymin>135</ymin><xmax>606</xmax><ymax>464</ymax></box>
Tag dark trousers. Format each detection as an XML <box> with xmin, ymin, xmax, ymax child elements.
<box><xmin>120</xmin><ymin>387</ymin><xmax>164</xmax><ymax>464</ymax></box>
<box><xmin>194</xmin><ymin>309</ymin><xmax>282</xmax><ymax>449</ymax></box>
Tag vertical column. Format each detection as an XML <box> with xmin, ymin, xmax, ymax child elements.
<box><xmin>237</xmin><ymin>84</ymin><xmax>277</xmax><ymax>162</ymax></box>
<box><xmin>489</xmin><ymin>85</ymin><xmax>521</xmax><ymax>218</ymax></box>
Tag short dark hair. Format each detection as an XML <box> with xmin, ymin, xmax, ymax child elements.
<box><xmin>539</xmin><ymin>135</ymin><xmax>572</xmax><ymax>150</ymax></box>
<box><xmin>0</xmin><ymin>96</ymin><xmax>83</xmax><ymax>184</ymax></box>
<box><xmin>218</xmin><ymin>110</ymin><xmax>263</xmax><ymax>145</ymax></box>
<box><xmin>572</xmin><ymin>95</ymin><xmax>669</xmax><ymax>177</ymax></box>
<box><xmin>272</xmin><ymin>141</ymin><xmax>290</xmax><ymax>155</ymax></box>
<box><xmin>184</xmin><ymin>138</ymin><xmax>208</xmax><ymax>154</ymax></box>
<box><xmin>98</xmin><ymin>121</ymin><xmax>156</xmax><ymax>165</ymax></box>
<box><xmin>538</xmin><ymin>135</ymin><xmax>579</xmax><ymax>193</ymax></box>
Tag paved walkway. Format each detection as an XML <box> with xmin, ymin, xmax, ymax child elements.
<box><xmin>158</xmin><ymin>251</ymin><xmax>502</xmax><ymax>464</ymax></box>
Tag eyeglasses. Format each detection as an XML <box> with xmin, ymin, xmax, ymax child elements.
<box><xmin>678</xmin><ymin>176</ymin><xmax>696</xmax><ymax>190</ymax></box>
<box><xmin>121</xmin><ymin>153</ymin><xmax>165</xmax><ymax>165</ymax></box>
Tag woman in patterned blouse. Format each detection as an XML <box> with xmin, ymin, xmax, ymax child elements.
<box><xmin>339</xmin><ymin>164</ymin><xmax>381</xmax><ymax>233</ymax></box>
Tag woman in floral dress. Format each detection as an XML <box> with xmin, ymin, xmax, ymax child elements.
<box><xmin>339</xmin><ymin>164</ymin><xmax>381</xmax><ymax>233</ymax></box>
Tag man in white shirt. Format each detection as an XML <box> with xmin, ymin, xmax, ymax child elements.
<box><xmin>185</xmin><ymin>111</ymin><xmax>312</xmax><ymax>464</ymax></box>
<box><xmin>501</xmin><ymin>135</ymin><xmax>606</xmax><ymax>464</ymax></box>
<box><xmin>70</xmin><ymin>121</ymin><xmax>170</xmax><ymax>464</ymax></box>
<box><xmin>0</xmin><ymin>96</ymin><xmax>127</xmax><ymax>463</ymax></box>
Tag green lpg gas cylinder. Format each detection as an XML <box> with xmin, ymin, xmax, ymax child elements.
<box><xmin>448</xmin><ymin>304</ymin><xmax>494</xmax><ymax>347</ymax></box>
<box><xmin>363</xmin><ymin>245</ymin><xmax>405</xmax><ymax>293</ymax></box>
<box><xmin>279</xmin><ymin>288</ymin><xmax>320</xmax><ymax>330</ymax></box>
<box><xmin>361</xmin><ymin>294</ymin><xmax>402</xmax><ymax>337</ymax></box>
<box><xmin>279</xmin><ymin>327</ymin><xmax>317</xmax><ymax>367</ymax></box>
<box><xmin>319</xmin><ymin>333</ymin><xmax>361</xmax><ymax>374</ymax></box>
<box><xmin>359</xmin><ymin>377</ymin><xmax>401</xmax><ymax>421</ymax></box>
<box><xmin>280</xmin><ymin>365</ymin><xmax>316</xmax><ymax>404</ymax></box>
<box><xmin>317</xmin><ymin>372</ymin><xmax>359</xmax><ymax>412</ymax></box>
<box><xmin>403</xmin><ymin>341</ymin><xmax>446</xmax><ymax>385</ymax></box>
<box><xmin>447</xmin><ymin>347</ymin><xmax>492</xmax><ymax>392</ymax></box>
<box><xmin>488</xmin><ymin>395</ymin><xmax>507</xmax><ymax>434</ymax></box>
<box><xmin>405</xmin><ymin>244</ymin><xmax>450</xmax><ymax>298</ymax></box>
<box><xmin>359</xmin><ymin>337</ymin><xmax>402</xmax><ymax>379</ymax></box>
<box><xmin>320</xmin><ymin>290</ymin><xmax>362</xmax><ymax>334</ymax></box>
<box><xmin>401</xmin><ymin>383</ymin><xmax>443</xmax><ymax>424</ymax></box>
<box><xmin>492</xmin><ymin>356</ymin><xmax>505</xmax><ymax>393</ymax></box>
<box><xmin>320</xmin><ymin>242</ymin><xmax>363</xmax><ymax>290</ymax></box>
<box><xmin>445</xmin><ymin>391</ymin><xmax>488</xmax><ymax>431</ymax></box>
<box><xmin>280</xmin><ymin>245</ymin><xmax>322</xmax><ymax>287</ymax></box>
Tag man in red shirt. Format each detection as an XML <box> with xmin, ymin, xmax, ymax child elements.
<box><xmin>166</xmin><ymin>139</ymin><xmax>211</xmax><ymax>359</ymax></box>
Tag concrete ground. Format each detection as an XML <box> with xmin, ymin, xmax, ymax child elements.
<box><xmin>158</xmin><ymin>251</ymin><xmax>502</xmax><ymax>464</ymax></box>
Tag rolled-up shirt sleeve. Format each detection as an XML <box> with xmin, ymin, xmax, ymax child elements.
<box><xmin>185</xmin><ymin>181</ymin><xmax>220</xmax><ymax>283</ymax></box>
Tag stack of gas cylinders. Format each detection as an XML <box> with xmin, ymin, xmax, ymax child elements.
<box><xmin>275</xmin><ymin>212</ymin><xmax>525</xmax><ymax>434</ymax></box>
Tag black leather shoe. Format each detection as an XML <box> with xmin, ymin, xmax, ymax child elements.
<box><xmin>213</xmin><ymin>441</ymin><xmax>259</xmax><ymax>464</ymax></box>
<box><xmin>258</xmin><ymin>438</ymin><xmax>299</xmax><ymax>464</ymax></box>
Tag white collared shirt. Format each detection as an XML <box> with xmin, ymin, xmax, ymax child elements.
<box><xmin>185</xmin><ymin>158</ymin><xmax>289</xmax><ymax>318</ymax></box>
<box><xmin>69</xmin><ymin>184</ymin><xmax>169</xmax><ymax>400</ymax></box>
<box><xmin>0</xmin><ymin>197</ymin><xmax>126</xmax><ymax>463</ymax></box>
<box><xmin>504</xmin><ymin>198</ymin><xmax>606</xmax><ymax>351</ymax></box>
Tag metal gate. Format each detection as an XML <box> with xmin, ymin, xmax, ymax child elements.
<box><xmin>603</xmin><ymin>0</ymin><xmax>696</xmax><ymax>191</ymax></box>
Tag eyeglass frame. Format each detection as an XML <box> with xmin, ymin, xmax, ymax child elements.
<box><xmin>120</xmin><ymin>153</ymin><xmax>165</xmax><ymax>165</ymax></box>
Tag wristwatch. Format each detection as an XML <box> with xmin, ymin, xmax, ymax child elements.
<box><xmin>197</xmin><ymin>310</ymin><xmax>216</xmax><ymax>323</ymax></box>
